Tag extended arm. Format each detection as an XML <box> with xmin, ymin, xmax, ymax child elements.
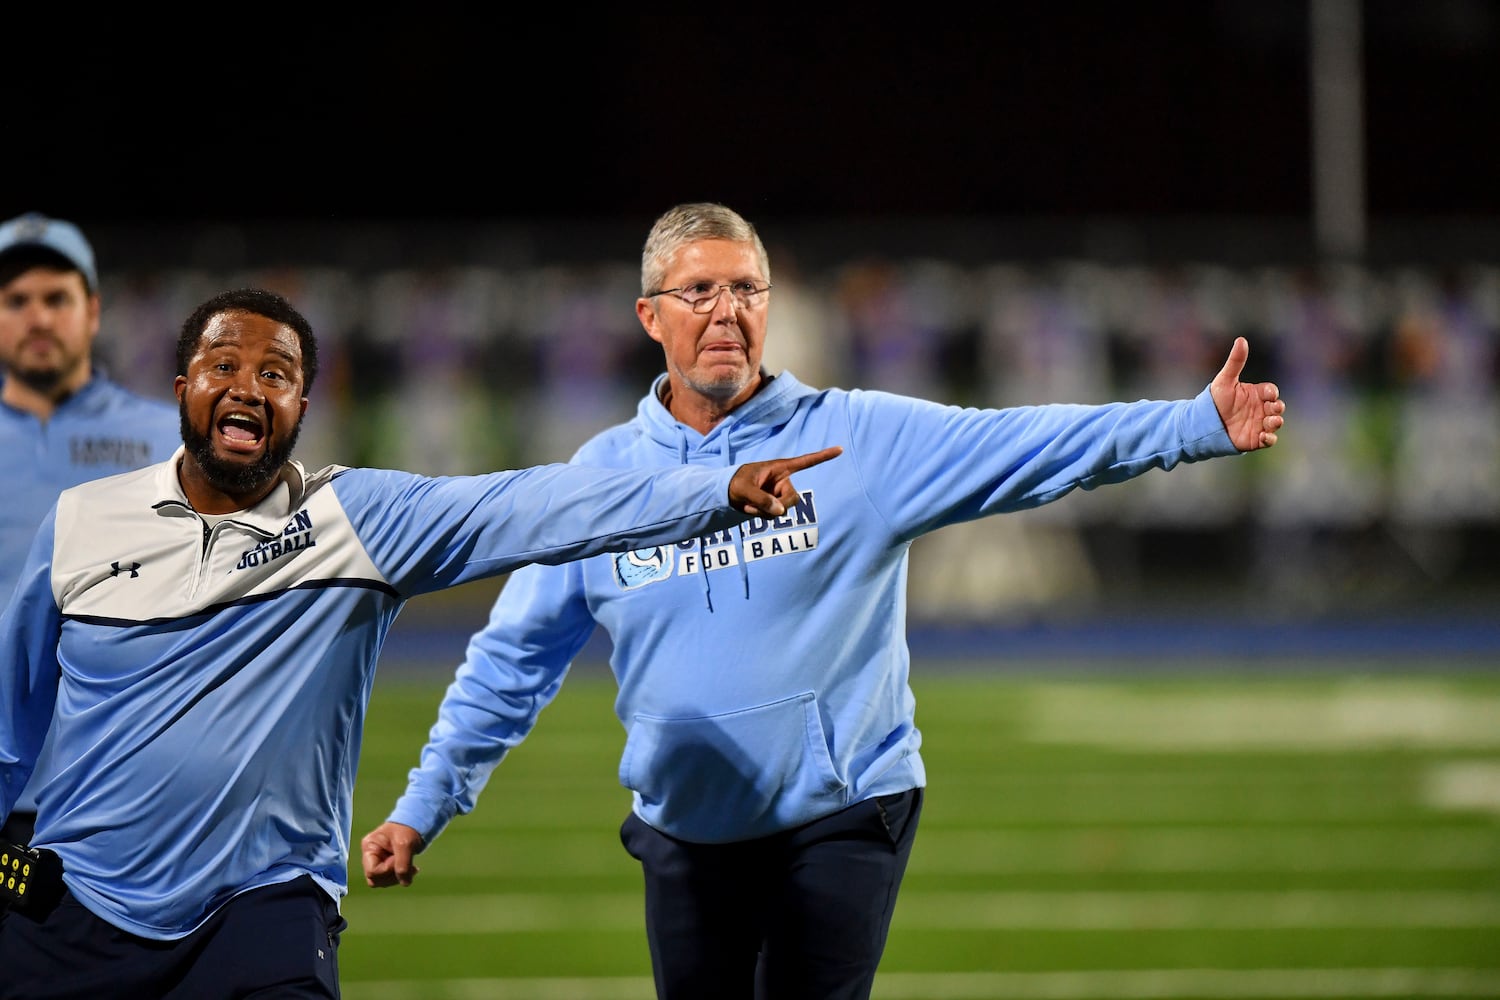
<box><xmin>729</xmin><ymin>446</ymin><xmax>843</xmax><ymax>515</ymax></box>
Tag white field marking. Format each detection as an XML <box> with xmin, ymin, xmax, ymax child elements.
<box><xmin>918</xmin><ymin>788</ymin><xmax>1403</xmax><ymax>824</ymax></box>
<box><xmin>869</xmin><ymin>968</ymin><xmax>1500</xmax><ymax>999</ymax></box>
<box><xmin>889</xmin><ymin>889</ymin><xmax>1500</xmax><ymax>928</ymax></box>
<box><xmin>904</xmin><ymin>827</ymin><xmax>1499</xmax><ymax>873</ymax></box>
<box><xmin>930</xmin><ymin>765</ymin><xmax>1402</xmax><ymax>788</ymax></box>
<box><xmin>1021</xmin><ymin>682</ymin><xmax>1500</xmax><ymax>750</ymax></box>
<box><xmin>402</xmin><ymin>827</ymin><xmax>1497</xmax><ymax>878</ymax></box>
<box><xmin>1424</xmin><ymin>761</ymin><xmax>1500</xmax><ymax>815</ymax></box>
<box><xmin>342</xmin><ymin>889</ymin><xmax>1500</xmax><ymax>933</ymax></box>
<box><xmin>343</xmin><ymin>968</ymin><xmax>1500</xmax><ymax>1000</ymax></box>
<box><xmin>347</xmin><ymin>976</ymin><xmax>654</xmax><ymax>999</ymax></box>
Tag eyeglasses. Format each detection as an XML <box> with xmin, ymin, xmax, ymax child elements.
<box><xmin>646</xmin><ymin>280</ymin><xmax>772</xmax><ymax>314</ymax></box>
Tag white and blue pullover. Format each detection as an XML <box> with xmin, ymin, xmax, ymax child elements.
<box><xmin>0</xmin><ymin>449</ymin><xmax>752</xmax><ymax>939</ymax></box>
<box><xmin>388</xmin><ymin>372</ymin><xmax>1243</xmax><ymax>848</ymax></box>
<box><xmin>1</xmin><ymin>372</ymin><xmax>179</xmax><ymax>819</ymax></box>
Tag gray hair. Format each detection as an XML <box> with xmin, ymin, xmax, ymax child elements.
<box><xmin>640</xmin><ymin>202</ymin><xmax>771</xmax><ymax>296</ymax></box>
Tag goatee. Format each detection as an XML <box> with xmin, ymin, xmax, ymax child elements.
<box><xmin>179</xmin><ymin>400</ymin><xmax>301</xmax><ymax>497</ymax></box>
<box><xmin>10</xmin><ymin>365</ymin><xmax>66</xmax><ymax>397</ymax></box>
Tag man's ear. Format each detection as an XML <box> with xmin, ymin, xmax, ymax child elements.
<box><xmin>636</xmin><ymin>298</ymin><xmax>664</xmax><ymax>344</ymax></box>
<box><xmin>83</xmin><ymin>292</ymin><xmax>102</xmax><ymax>346</ymax></box>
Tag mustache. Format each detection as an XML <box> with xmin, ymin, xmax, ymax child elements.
<box><xmin>178</xmin><ymin>399</ymin><xmax>302</xmax><ymax>495</ymax></box>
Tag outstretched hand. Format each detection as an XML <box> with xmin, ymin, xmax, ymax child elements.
<box><xmin>1210</xmin><ymin>337</ymin><xmax>1286</xmax><ymax>451</ymax></box>
<box><xmin>730</xmin><ymin>446</ymin><xmax>844</xmax><ymax>517</ymax></box>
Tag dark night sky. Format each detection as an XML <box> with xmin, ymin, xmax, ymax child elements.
<box><xmin>8</xmin><ymin>2</ymin><xmax>1499</xmax><ymax>230</ymax></box>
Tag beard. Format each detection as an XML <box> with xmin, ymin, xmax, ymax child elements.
<box><xmin>10</xmin><ymin>364</ymin><xmax>67</xmax><ymax>396</ymax></box>
<box><xmin>7</xmin><ymin>337</ymin><xmax>84</xmax><ymax>397</ymax></box>
<box><xmin>179</xmin><ymin>399</ymin><xmax>302</xmax><ymax>498</ymax></box>
<box><xmin>675</xmin><ymin>358</ymin><xmax>755</xmax><ymax>402</ymax></box>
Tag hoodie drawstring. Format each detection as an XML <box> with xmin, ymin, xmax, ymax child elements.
<box><xmin>674</xmin><ymin>427</ymin><xmax>715</xmax><ymax>612</ymax></box>
<box><xmin>675</xmin><ymin>422</ymin><xmax>751</xmax><ymax>610</ymax></box>
<box><xmin>721</xmin><ymin>434</ymin><xmax>751</xmax><ymax>601</ymax></box>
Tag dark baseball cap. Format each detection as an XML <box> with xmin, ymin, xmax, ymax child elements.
<box><xmin>0</xmin><ymin>212</ymin><xmax>98</xmax><ymax>292</ymax></box>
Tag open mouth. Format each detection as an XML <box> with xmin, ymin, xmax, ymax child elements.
<box><xmin>217</xmin><ymin>412</ymin><xmax>265</xmax><ymax>451</ymax></box>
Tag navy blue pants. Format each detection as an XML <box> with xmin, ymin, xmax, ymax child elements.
<box><xmin>0</xmin><ymin>874</ymin><xmax>345</xmax><ymax>999</ymax></box>
<box><xmin>621</xmin><ymin>787</ymin><xmax>923</xmax><ymax>1000</ymax></box>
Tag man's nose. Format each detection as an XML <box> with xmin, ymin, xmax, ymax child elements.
<box><xmin>228</xmin><ymin>375</ymin><xmax>265</xmax><ymax>401</ymax></box>
<box><xmin>709</xmin><ymin>286</ymin><xmax>739</xmax><ymax>317</ymax></box>
<box><xmin>20</xmin><ymin>299</ymin><xmax>53</xmax><ymax>325</ymax></box>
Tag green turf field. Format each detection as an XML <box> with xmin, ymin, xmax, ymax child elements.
<box><xmin>341</xmin><ymin>664</ymin><xmax>1500</xmax><ymax>999</ymax></box>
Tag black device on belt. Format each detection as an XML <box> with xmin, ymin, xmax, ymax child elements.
<box><xmin>0</xmin><ymin>840</ymin><xmax>64</xmax><ymax>917</ymax></box>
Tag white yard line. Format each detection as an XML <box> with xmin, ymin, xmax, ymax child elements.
<box><xmin>388</xmin><ymin>825</ymin><xmax>1497</xmax><ymax>877</ymax></box>
<box><xmin>1425</xmin><ymin>761</ymin><xmax>1500</xmax><ymax>814</ymax></box>
<box><xmin>345</xmin><ymin>889</ymin><xmax>1500</xmax><ymax>933</ymax></box>
<box><xmin>906</xmin><ymin>827</ymin><xmax>1499</xmax><ymax>872</ymax></box>
<box><xmin>1021</xmin><ymin>683</ymin><xmax>1500</xmax><ymax>750</ymax></box>
<box><xmin>870</xmin><ymin>968</ymin><xmax>1500</xmax><ymax>999</ymax></box>
<box><xmin>891</xmin><ymin>889</ymin><xmax>1500</xmax><ymax>928</ymax></box>
<box><xmin>344</xmin><ymin>967</ymin><xmax>1500</xmax><ymax>1000</ymax></box>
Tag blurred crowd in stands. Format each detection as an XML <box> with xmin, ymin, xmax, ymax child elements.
<box><xmin>88</xmin><ymin>243</ymin><xmax>1499</xmax><ymax>622</ymax></box>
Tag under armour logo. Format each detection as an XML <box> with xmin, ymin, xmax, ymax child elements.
<box><xmin>110</xmin><ymin>561</ymin><xmax>141</xmax><ymax>578</ymax></box>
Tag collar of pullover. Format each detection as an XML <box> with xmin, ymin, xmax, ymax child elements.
<box><xmin>152</xmin><ymin>447</ymin><xmax>310</xmax><ymax>534</ymax></box>
<box><xmin>638</xmin><ymin>369</ymin><xmax>814</xmax><ymax>457</ymax></box>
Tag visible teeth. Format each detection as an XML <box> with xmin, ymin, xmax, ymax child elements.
<box><xmin>219</xmin><ymin>413</ymin><xmax>262</xmax><ymax>442</ymax></box>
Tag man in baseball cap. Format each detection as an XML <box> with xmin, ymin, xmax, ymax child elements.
<box><xmin>0</xmin><ymin>211</ymin><xmax>178</xmax><ymax>845</ymax></box>
<box><xmin>0</xmin><ymin>211</ymin><xmax>99</xmax><ymax>293</ymax></box>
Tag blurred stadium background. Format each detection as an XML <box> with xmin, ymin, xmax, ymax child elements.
<box><xmin>10</xmin><ymin>1</ymin><xmax>1498</xmax><ymax>995</ymax></box>
<box><xmin>68</xmin><ymin>220</ymin><xmax>1500</xmax><ymax>644</ymax></box>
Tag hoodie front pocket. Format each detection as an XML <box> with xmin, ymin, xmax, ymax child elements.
<box><xmin>620</xmin><ymin>691</ymin><xmax>846</xmax><ymax>843</ymax></box>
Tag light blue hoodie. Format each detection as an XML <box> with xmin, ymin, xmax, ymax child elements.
<box><xmin>389</xmin><ymin>370</ymin><xmax>1240</xmax><ymax>845</ymax></box>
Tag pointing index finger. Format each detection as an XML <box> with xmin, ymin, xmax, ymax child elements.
<box><xmin>784</xmin><ymin>446</ymin><xmax>843</xmax><ymax>473</ymax></box>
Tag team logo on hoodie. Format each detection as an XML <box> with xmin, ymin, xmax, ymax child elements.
<box><xmin>612</xmin><ymin>545</ymin><xmax>674</xmax><ymax>589</ymax></box>
<box><xmin>612</xmin><ymin>491</ymin><xmax>820</xmax><ymax>589</ymax></box>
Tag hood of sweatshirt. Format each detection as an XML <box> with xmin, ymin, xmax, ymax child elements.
<box><xmin>636</xmin><ymin>368</ymin><xmax>817</xmax><ymax>462</ymax></box>
<box><xmin>632</xmin><ymin>369</ymin><xmax>820</xmax><ymax>608</ymax></box>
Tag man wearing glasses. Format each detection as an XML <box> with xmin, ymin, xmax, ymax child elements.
<box><xmin>363</xmin><ymin>202</ymin><xmax>1287</xmax><ymax>999</ymax></box>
